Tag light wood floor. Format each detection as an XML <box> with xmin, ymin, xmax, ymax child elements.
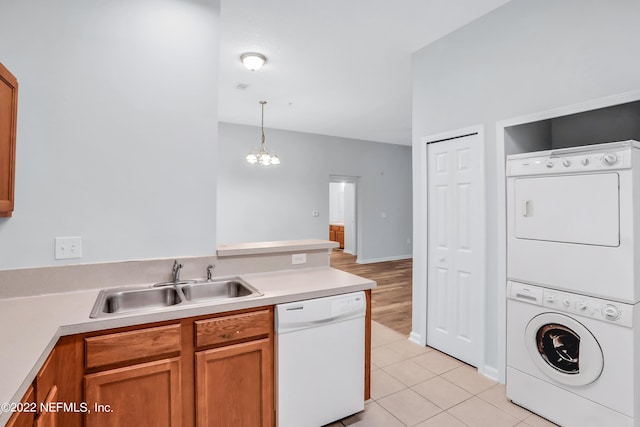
<box><xmin>330</xmin><ymin>250</ymin><xmax>412</xmax><ymax>336</ymax></box>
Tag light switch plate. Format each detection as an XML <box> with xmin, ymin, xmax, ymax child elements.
<box><xmin>292</xmin><ymin>253</ymin><xmax>307</xmax><ymax>265</ymax></box>
<box><xmin>55</xmin><ymin>236</ymin><xmax>82</xmax><ymax>259</ymax></box>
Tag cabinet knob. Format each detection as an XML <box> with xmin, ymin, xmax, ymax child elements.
<box><xmin>221</xmin><ymin>331</ymin><xmax>240</xmax><ymax>339</ymax></box>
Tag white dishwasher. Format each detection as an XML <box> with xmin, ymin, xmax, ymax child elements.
<box><xmin>276</xmin><ymin>291</ymin><xmax>366</xmax><ymax>427</ymax></box>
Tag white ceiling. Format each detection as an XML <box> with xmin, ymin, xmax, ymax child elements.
<box><xmin>218</xmin><ymin>0</ymin><xmax>511</xmax><ymax>146</ymax></box>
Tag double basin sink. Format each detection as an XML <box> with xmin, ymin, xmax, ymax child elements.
<box><xmin>89</xmin><ymin>277</ymin><xmax>263</xmax><ymax>318</ymax></box>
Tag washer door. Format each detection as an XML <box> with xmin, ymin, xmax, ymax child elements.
<box><xmin>525</xmin><ymin>313</ymin><xmax>603</xmax><ymax>386</ymax></box>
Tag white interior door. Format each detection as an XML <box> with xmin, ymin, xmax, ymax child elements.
<box><xmin>427</xmin><ymin>133</ymin><xmax>484</xmax><ymax>367</ymax></box>
<box><xmin>344</xmin><ymin>182</ymin><xmax>356</xmax><ymax>254</ymax></box>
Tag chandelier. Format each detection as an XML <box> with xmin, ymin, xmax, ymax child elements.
<box><xmin>245</xmin><ymin>101</ymin><xmax>280</xmax><ymax>166</ymax></box>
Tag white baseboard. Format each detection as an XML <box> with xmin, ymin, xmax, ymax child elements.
<box><xmin>343</xmin><ymin>249</ymin><xmax>356</xmax><ymax>255</ymax></box>
<box><xmin>409</xmin><ymin>331</ymin><xmax>425</xmax><ymax>346</ymax></box>
<box><xmin>480</xmin><ymin>364</ymin><xmax>501</xmax><ymax>383</ymax></box>
<box><xmin>356</xmin><ymin>254</ymin><xmax>412</xmax><ymax>264</ymax></box>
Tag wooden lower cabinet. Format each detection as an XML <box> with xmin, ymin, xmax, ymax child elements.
<box><xmin>7</xmin><ymin>336</ymin><xmax>81</xmax><ymax>427</ymax></box>
<box><xmin>329</xmin><ymin>224</ymin><xmax>344</xmax><ymax>248</ymax></box>
<box><xmin>84</xmin><ymin>357</ymin><xmax>182</xmax><ymax>427</ymax></box>
<box><xmin>34</xmin><ymin>386</ymin><xmax>57</xmax><ymax>427</ymax></box>
<box><xmin>81</xmin><ymin>307</ymin><xmax>275</xmax><ymax>427</ymax></box>
<box><xmin>8</xmin><ymin>299</ymin><xmax>369</xmax><ymax>427</ymax></box>
<box><xmin>336</xmin><ymin>229</ymin><xmax>344</xmax><ymax>248</ymax></box>
<box><xmin>195</xmin><ymin>339</ymin><xmax>273</xmax><ymax>427</ymax></box>
<box><xmin>6</xmin><ymin>386</ymin><xmax>35</xmax><ymax>427</ymax></box>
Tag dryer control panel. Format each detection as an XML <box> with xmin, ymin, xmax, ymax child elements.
<box><xmin>506</xmin><ymin>140</ymin><xmax>637</xmax><ymax>177</ymax></box>
<box><xmin>508</xmin><ymin>281</ymin><xmax>634</xmax><ymax>327</ymax></box>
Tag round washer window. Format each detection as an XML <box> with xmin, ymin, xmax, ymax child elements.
<box><xmin>536</xmin><ymin>323</ymin><xmax>580</xmax><ymax>374</ymax></box>
<box><xmin>525</xmin><ymin>313</ymin><xmax>603</xmax><ymax>386</ymax></box>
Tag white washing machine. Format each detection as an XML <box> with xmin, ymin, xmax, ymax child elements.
<box><xmin>506</xmin><ymin>281</ymin><xmax>640</xmax><ymax>426</ymax></box>
<box><xmin>506</xmin><ymin>140</ymin><xmax>640</xmax><ymax>303</ymax></box>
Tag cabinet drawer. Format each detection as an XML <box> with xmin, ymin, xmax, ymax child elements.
<box><xmin>85</xmin><ymin>324</ymin><xmax>181</xmax><ymax>369</ymax></box>
<box><xmin>195</xmin><ymin>309</ymin><xmax>271</xmax><ymax>348</ymax></box>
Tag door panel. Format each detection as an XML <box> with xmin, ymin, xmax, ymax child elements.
<box><xmin>195</xmin><ymin>339</ymin><xmax>273</xmax><ymax>427</ymax></box>
<box><xmin>456</xmin><ymin>271</ymin><xmax>471</xmax><ymax>341</ymax></box>
<box><xmin>514</xmin><ymin>173</ymin><xmax>619</xmax><ymax>246</ymax></box>
<box><xmin>427</xmin><ymin>133</ymin><xmax>484</xmax><ymax>367</ymax></box>
<box><xmin>84</xmin><ymin>358</ymin><xmax>182</xmax><ymax>427</ymax></box>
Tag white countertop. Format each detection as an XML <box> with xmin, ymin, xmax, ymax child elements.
<box><xmin>0</xmin><ymin>267</ymin><xmax>374</xmax><ymax>423</ymax></box>
<box><xmin>216</xmin><ymin>239</ymin><xmax>338</xmax><ymax>257</ymax></box>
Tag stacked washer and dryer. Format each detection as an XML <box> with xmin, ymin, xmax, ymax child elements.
<box><xmin>506</xmin><ymin>140</ymin><xmax>640</xmax><ymax>426</ymax></box>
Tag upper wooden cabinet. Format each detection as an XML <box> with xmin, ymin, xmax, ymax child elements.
<box><xmin>0</xmin><ymin>62</ymin><xmax>18</xmax><ymax>217</ymax></box>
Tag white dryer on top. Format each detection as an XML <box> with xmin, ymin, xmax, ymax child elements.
<box><xmin>506</xmin><ymin>140</ymin><xmax>640</xmax><ymax>303</ymax></box>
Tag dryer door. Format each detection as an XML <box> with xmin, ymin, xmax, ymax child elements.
<box><xmin>513</xmin><ymin>173</ymin><xmax>620</xmax><ymax>246</ymax></box>
<box><xmin>525</xmin><ymin>313</ymin><xmax>603</xmax><ymax>386</ymax></box>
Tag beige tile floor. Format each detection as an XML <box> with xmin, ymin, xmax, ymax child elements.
<box><xmin>325</xmin><ymin>322</ymin><xmax>558</xmax><ymax>427</ymax></box>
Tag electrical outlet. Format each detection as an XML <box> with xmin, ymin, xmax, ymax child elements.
<box><xmin>55</xmin><ymin>236</ymin><xmax>82</xmax><ymax>260</ymax></box>
<box><xmin>292</xmin><ymin>253</ymin><xmax>307</xmax><ymax>265</ymax></box>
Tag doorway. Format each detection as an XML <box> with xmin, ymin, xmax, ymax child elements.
<box><xmin>329</xmin><ymin>176</ymin><xmax>358</xmax><ymax>256</ymax></box>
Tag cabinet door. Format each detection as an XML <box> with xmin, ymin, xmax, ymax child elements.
<box><xmin>195</xmin><ymin>339</ymin><xmax>273</xmax><ymax>427</ymax></box>
<box><xmin>85</xmin><ymin>357</ymin><xmax>181</xmax><ymax>427</ymax></box>
<box><xmin>0</xmin><ymin>62</ymin><xmax>18</xmax><ymax>217</ymax></box>
<box><xmin>6</xmin><ymin>385</ymin><xmax>35</xmax><ymax>427</ymax></box>
<box><xmin>34</xmin><ymin>386</ymin><xmax>58</xmax><ymax>427</ymax></box>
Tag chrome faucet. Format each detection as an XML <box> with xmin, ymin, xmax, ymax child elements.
<box><xmin>206</xmin><ymin>264</ymin><xmax>215</xmax><ymax>281</ymax></box>
<box><xmin>171</xmin><ymin>260</ymin><xmax>183</xmax><ymax>283</ymax></box>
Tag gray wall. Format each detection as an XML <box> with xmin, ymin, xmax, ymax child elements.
<box><xmin>412</xmin><ymin>0</ymin><xmax>640</xmax><ymax>374</ymax></box>
<box><xmin>0</xmin><ymin>0</ymin><xmax>220</xmax><ymax>269</ymax></box>
<box><xmin>551</xmin><ymin>101</ymin><xmax>640</xmax><ymax>148</ymax></box>
<box><xmin>218</xmin><ymin>122</ymin><xmax>412</xmax><ymax>263</ymax></box>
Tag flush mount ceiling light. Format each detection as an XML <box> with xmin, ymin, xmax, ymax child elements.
<box><xmin>241</xmin><ymin>52</ymin><xmax>267</xmax><ymax>71</ymax></box>
<box><xmin>245</xmin><ymin>101</ymin><xmax>280</xmax><ymax>166</ymax></box>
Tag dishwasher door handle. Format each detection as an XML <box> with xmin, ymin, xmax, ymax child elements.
<box><xmin>278</xmin><ymin>311</ymin><xmax>364</xmax><ymax>332</ymax></box>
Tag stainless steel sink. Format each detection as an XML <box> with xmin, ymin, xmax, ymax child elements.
<box><xmin>180</xmin><ymin>278</ymin><xmax>262</xmax><ymax>302</ymax></box>
<box><xmin>101</xmin><ymin>287</ymin><xmax>182</xmax><ymax>314</ymax></box>
<box><xmin>89</xmin><ymin>276</ymin><xmax>263</xmax><ymax>318</ymax></box>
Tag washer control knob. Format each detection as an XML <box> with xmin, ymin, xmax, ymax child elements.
<box><xmin>545</xmin><ymin>295</ymin><xmax>555</xmax><ymax>303</ymax></box>
<box><xmin>582</xmin><ymin>158</ymin><xmax>590</xmax><ymax>166</ymax></box>
<box><xmin>578</xmin><ymin>301</ymin><xmax>588</xmax><ymax>311</ymax></box>
<box><xmin>604</xmin><ymin>304</ymin><xmax>621</xmax><ymax>320</ymax></box>
<box><xmin>562</xmin><ymin>298</ymin><xmax>571</xmax><ymax>308</ymax></box>
<box><xmin>546</xmin><ymin>161</ymin><xmax>554</xmax><ymax>168</ymax></box>
<box><xmin>602</xmin><ymin>153</ymin><xmax>618</xmax><ymax>166</ymax></box>
<box><xmin>562</xmin><ymin>159</ymin><xmax>571</xmax><ymax>167</ymax></box>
